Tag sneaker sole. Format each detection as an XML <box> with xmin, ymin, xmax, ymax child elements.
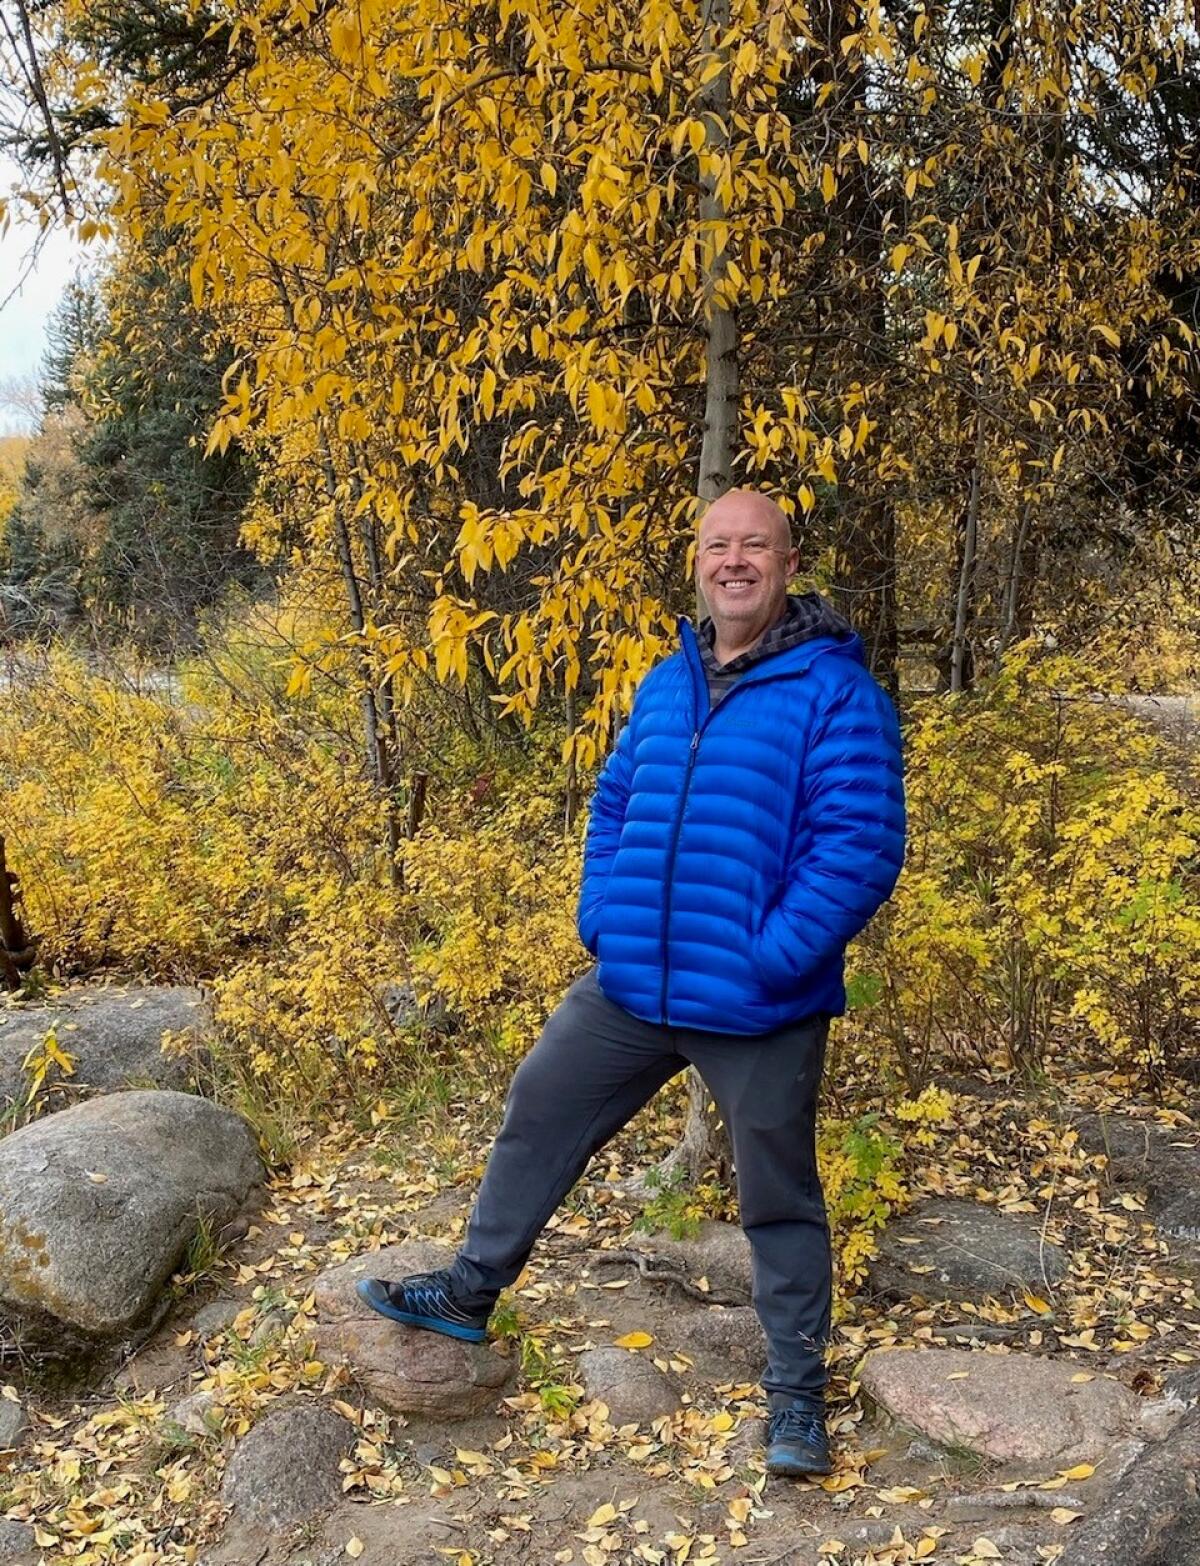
<box><xmin>764</xmin><ymin>1451</ymin><xmax>833</xmax><ymax>1478</ymax></box>
<box><xmin>354</xmin><ymin>1278</ymin><xmax>487</xmax><ymax>1342</ymax></box>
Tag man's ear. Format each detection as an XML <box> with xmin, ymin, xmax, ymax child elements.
<box><xmin>786</xmin><ymin>546</ymin><xmax>801</xmax><ymax>579</ymax></box>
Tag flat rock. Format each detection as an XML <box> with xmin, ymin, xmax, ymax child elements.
<box><xmin>0</xmin><ymin>1090</ymin><xmax>263</xmax><ymax>1350</ymax></box>
<box><xmin>310</xmin><ymin>1243</ymin><xmax>513</xmax><ymax>1420</ymax></box>
<box><xmin>0</xmin><ymin>985</ymin><xmax>208</xmax><ymax>1116</ymax></box>
<box><xmin>576</xmin><ymin>1346</ymin><xmax>682</xmax><ymax>1427</ymax></box>
<box><xmin>221</xmin><ymin>1402</ymin><xmax>351</xmax><ymax>1528</ymax></box>
<box><xmin>860</xmin><ymin>1347</ymin><xmax>1143</xmax><ymax>1467</ymax></box>
<box><xmin>638</xmin><ymin>1220</ymin><xmax>752</xmax><ymax>1301</ymax></box>
<box><xmin>867</xmin><ymin>1198</ymin><xmax>1067</xmax><ymax>1303</ymax></box>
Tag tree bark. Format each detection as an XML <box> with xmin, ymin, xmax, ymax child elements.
<box><xmin>950</xmin><ymin>396</ymin><xmax>986</xmax><ymax>693</ymax></box>
<box><xmin>663</xmin><ymin>0</ymin><xmax>739</xmax><ymax>1189</ymax></box>
<box><xmin>0</xmin><ymin>834</ymin><xmax>39</xmax><ymax>989</ymax></box>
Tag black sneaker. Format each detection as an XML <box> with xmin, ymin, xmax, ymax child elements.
<box><xmin>764</xmin><ymin>1400</ymin><xmax>832</xmax><ymax>1476</ymax></box>
<box><xmin>355</xmin><ymin>1268</ymin><xmax>490</xmax><ymax>1343</ymax></box>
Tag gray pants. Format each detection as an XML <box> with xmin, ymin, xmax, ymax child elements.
<box><xmin>448</xmin><ymin>968</ymin><xmax>832</xmax><ymax>1406</ymax></box>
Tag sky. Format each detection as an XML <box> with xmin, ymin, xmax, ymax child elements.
<box><xmin>0</xmin><ymin>153</ymin><xmax>93</xmax><ymax>432</ymax></box>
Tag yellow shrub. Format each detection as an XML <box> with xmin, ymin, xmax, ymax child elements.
<box><xmin>851</xmin><ymin>644</ymin><xmax>1200</xmax><ymax>1081</ymax></box>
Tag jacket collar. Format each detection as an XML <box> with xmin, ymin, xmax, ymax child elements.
<box><xmin>676</xmin><ymin>616</ymin><xmax>864</xmax><ymax>724</ymax></box>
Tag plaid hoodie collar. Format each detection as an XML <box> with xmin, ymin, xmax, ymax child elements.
<box><xmin>697</xmin><ymin>591</ymin><xmax>853</xmax><ymax>679</ymax></box>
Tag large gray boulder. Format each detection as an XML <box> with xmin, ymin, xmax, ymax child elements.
<box><xmin>1058</xmin><ymin>1391</ymin><xmax>1200</xmax><ymax>1565</ymax></box>
<box><xmin>860</xmin><ymin>1347</ymin><xmax>1145</xmax><ymax>1467</ymax></box>
<box><xmin>0</xmin><ymin>1089</ymin><xmax>262</xmax><ymax>1350</ymax></box>
<box><xmin>0</xmin><ymin>986</ymin><xmax>208</xmax><ymax>1118</ymax></box>
<box><xmin>867</xmin><ymin>1198</ymin><xmax>1068</xmax><ymax>1304</ymax></box>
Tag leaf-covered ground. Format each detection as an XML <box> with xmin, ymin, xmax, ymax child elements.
<box><xmin>3</xmin><ymin>1069</ymin><xmax>1197</xmax><ymax>1566</ymax></box>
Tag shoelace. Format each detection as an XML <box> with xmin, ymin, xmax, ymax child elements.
<box><xmin>768</xmin><ymin>1407</ymin><xmax>826</xmax><ymax>1447</ymax></box>
<box><xmin>402</xmin><ymin>1269</ymin><xmax>453</xmax><ymax>1309</ymax></box>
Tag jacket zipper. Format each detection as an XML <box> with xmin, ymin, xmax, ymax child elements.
<box><xmin>656</xmin><ymin>665</ymin><xmax>808</xmax><ymax>1024</ymax></box>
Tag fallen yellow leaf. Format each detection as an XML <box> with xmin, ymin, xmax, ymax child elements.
<box><xmin>614</xmin><ymin>1330</ymin><xmax>653</xmax><ymax>1350</ymax></box>
<box><xmin>1059</xmin><ymin>1463</ymin><xmax>1096</xmax><ymax>1480</ymax></box>
<box><xmin>586</xmin><ymin>1503</ymin><xmax>618</xmax><ymax>1528</ymax></box>
<box><xmin>345</xmin><ymin>1538</ymin><xmax>364</xmax><ymax>1559</ymax></box>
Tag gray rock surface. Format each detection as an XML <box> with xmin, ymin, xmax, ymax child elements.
<box><xmin>0</xmin><ymin>986</ymin><xmax>208</xmax><ymax>1114</ymax></box>
<box><xmin>0</xmin><ymin>1394</ymin><xmax>25</xmax><ymax>1448</ymax></box>
<box><xmin>1076</xmin><ymin>1114</ymin><xmax>1200</xmax><ymax>1264</ymax></box>
<box><xmin>0</xmin><ymin>1090</ymin><xmax>262</xmax><ymax>1347</ymax></box>
<box><xmin>1057</xmin><ymin>1400</ymin><xmax>1200</xmax><ymax>1565</ymax></box>
<box><xmin>191</xmin><ymin>1299</ymin><xmax>245</xmax><ymax>1337</ymax></box>
<box><xmin>310</xmin><ymin>1244</ymin><xmax>513</xmax><ymax>1419</ymax></box>
<box><xmin>220</xmin><ymin>1402</ymin><xmax>351</xmax><ymax>1528</ymax></box>
<box><xmin>860</xmin><ymin>1347</ymin><xmax>1143</xmax><ymax>1466</ymax></box>
<box><xmin>0</xmin><ymin>1520</ymin><xmax>35</xmax><ymax>1561</ymax></box>
<box><xmin>637</xmin><ymin>1220</ymin><xmax>752</xmax><ymax>1302</ymax></box>
<box><xmin>167</xmin><ymin>1389</ymin><xmax>220</xmax><ymax>1437</ymax></box>
<box><xmin>680</xmin><ymin>1306</ymin><xmax>765</xmax><ymax>1370</ymax></box>
<box><xmin>867</xmin><ymin>1197</ymin><xmax>1067</xmax><ymax>1303</ymax></box>
<box><xmin>576</xmin><ymin>1346</ymin><xmax>682</xmax><ymax>1427</ymax></box>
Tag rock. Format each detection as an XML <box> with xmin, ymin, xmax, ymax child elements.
<box><xmin>310</xmin><ymin>1244</ymin><xmax>513</xmax><ymax>1420</ymax></box>
<box><xmin>576</xmin><ymin>1347</ymin><xmax>682</xmax><ymax>1426</ymax></box>
<box><xmin>637</xmin><ymin>1220</ymin><xmax>752</xmax><ymax>1301</ymax></box>
<box><xmin>378</xmin><ymin>981</ymin><xmax>451</xmax><ymax>1032</ymax></box>
<box><xmin>860</xmin><ymin>1347</ymin><xmax>1143</xmax><ymax>1467</ymax></box>
<box><xmin>1057</xmin><ymin>1401</ymin><xmax>1200</xmax><ymax>1565</ymax></box>
<box><xmin>191</xmin><ymin>1299</ymin><xmax>245</xmax><ymax>1337</ymax></box>
<box><xmin>681</xmin><ymin>1306</ymin><xmax>765</xmax><ymax>1369</ymax></box>
<box><xmin>1155</xmin><ymin>1190</ymin><xmax>1200</xmax><ymax>1246</ymax></box>
<box><xmin>249</xmin><ymin>1310</ymin><xmax>288</xmax><ymax>1347</ymax></box>
<box><xmin>0</xmin><ymin>1394</ymin><xmax>25</xmax><ymax>1448</ymax></box>
<box><xmin>221</xmin><ymin>1402</ymin><xmax>352</xmax><ymax>1528</ymax></box>
<box><xmin>1075</xmin><ymin>1115</ymin><xmax>1200</xmax><ymax>1264</ymax></box>
<box><xmin>167</xmin><ymin>1389</ymin><xmax>219</xmax><ymax>1438</ymax></box>
<box><xmin>0</xmin><ymin>985</ymin><xmax>209</xmax><ymax>1116</ymax></box>
<box><xmin>0</xmin><ymin>1090</ymin><xmax>263</xmax><ymax>1350</ymax></box>
<box><xmin>0</xmin><ymin>1520</ymin><xmax>36</xmax><ymax>1561</ymax></box>
<box><xmin>867</xmin><ymin>1198</ymin><xmax>1067</xmax><ymax>1304</ymax></box>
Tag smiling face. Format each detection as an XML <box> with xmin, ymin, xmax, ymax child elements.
<box><xmin>696</xmin><ymin>491</ymin><xmax>799</xmax><ymax>657</ymax></box>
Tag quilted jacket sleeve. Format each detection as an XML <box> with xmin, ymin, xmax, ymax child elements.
<box><xmin>577</xmin><ymin>711</ymin><xmax>637</xmax><ymax>957</ymax></box>
<box><xmin>752</xmin><ymin>663</ymin><xmax>906</xmax><ymax>993</ymax></box>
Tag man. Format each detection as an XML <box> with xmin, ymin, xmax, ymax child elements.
<box><xmin>358</xmin><ymin>489</ymin><xmax>906</xmax><ymax>1476</ymax></box>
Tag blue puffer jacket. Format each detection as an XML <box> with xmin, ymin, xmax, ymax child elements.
<box><xmin>577</xmin><ymin>619</ymin><xmax>906</xmax><ymax>1034</ymax></box>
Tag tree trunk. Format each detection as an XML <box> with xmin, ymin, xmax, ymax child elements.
<box><xmin>663</xmin><ymin>0</ymin><xmax>738</xmax><ymax>1189</ymax></box>
<box><xmin>324</xmin><ymin>445</ymin><xmax>403</xmax><ymax>880</ymax></box>
<box><xmin>949</xmin><ymin>397</ymin><xmax>986</xmax><ymax>693</ymax></box>
<box><xmin>820</xmin><ymin>0</ymin><xmax>898</xmax><ymax>694</ymax></box>
<box><xmin>0</xmin><ymin>834</ymin><xmax>39</xmax><ymax>989</ymax></box>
